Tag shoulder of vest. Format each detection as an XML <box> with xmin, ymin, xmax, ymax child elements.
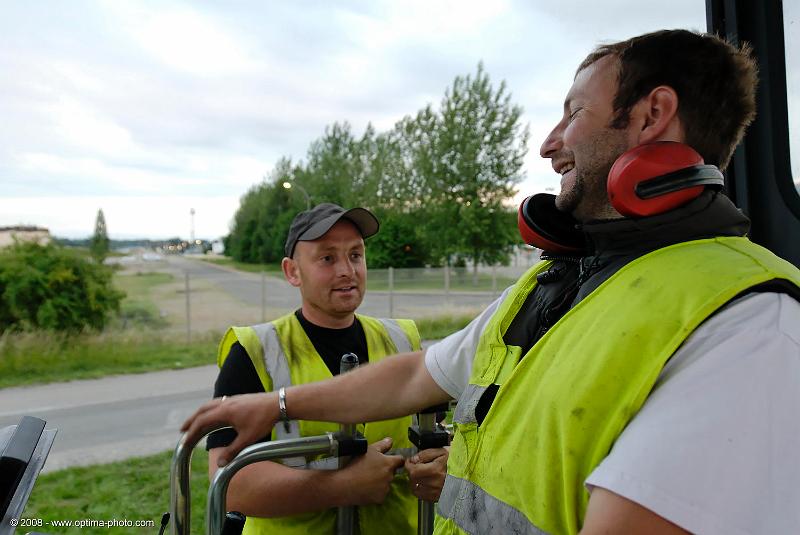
<box><xmin>217</xmin><ymin>322</ymin><xmax>278</xmax><ymax>391</ymax></box>
<box><xmin>636</xmin><ymin>237</ymin><xmax>800</xmax><ymax>281</ymax></box>
<box><xmin>270</xmin><ymin>311</ymin><xmax>300</xmax><ymax>329</ymax></box>
<box><xmin>510</xmin><ymin>259</ymin><xmax>555</xmax><ymax>293</ymax></box>
<box><xmin>358</xmin><ymin>315</ymin><xmax>421</xmax><ymax>352</ymax></box>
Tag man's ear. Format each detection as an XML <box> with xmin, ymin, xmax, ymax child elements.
<box><xmin>632</xmin><ymin>85</ymin><xmax>683</xmax><ymax>145</ymax></box>
<box><xmin>282</xmin><ymin>257</ymin><xmax>301</xmax><ymax>288</ymax></box>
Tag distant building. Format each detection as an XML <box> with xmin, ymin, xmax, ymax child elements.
<box><xmin>211</xmin><ymin>239</ymin><xmax>225</xmax><ymax>254</ymax></box>
<box><xmin>0</xmin><ymin>226</ymin><xmax>51</xmax><ymax>248</ymax></box>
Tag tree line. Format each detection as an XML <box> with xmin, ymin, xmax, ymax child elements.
<box><xmin>225</xmin><ymin>63</ymin><xmax>529</xmax><ymax>269</ymax></box>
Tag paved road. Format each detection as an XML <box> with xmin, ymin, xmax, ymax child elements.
<box><xmin>0</xmin><ymin>342</ymin><xmax>439</xmax><ymax>473</ymax></box>
<box><xmin>168</xmin><ymin>256</ymin><xmax>502</xmax><ymax>318</ymax></box>
<box><xmin>0</xmin><ymin>366</ymin><xmax>218</xmax><ymax>473</ymax></box>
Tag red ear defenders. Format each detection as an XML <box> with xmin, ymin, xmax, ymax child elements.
<box><xmin>517</xmin><ymin>194</ymin><xmax>584</xmax><ymax>254</ymax></box>
<box><xmin>607</xmin><ymin>141</ymin><xmax>724</xmax><ymax>217</ymax></box>
<box><xmin>518</xmin><ymin>142</ymin><xmax>724</xmax><ymax>253</ymax></box>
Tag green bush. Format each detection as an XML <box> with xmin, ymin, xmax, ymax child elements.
<box><xmin>0</xmin><ymin>241</ymin><xmax>124</xmax><ymax>332</ymax></box>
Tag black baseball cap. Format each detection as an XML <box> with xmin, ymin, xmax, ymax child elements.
<box><xmin>284</xmin><ymin>203</ymin><xmax>380</xmax><ymax>258</ymax></box>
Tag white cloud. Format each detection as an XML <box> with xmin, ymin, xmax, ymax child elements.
<box><xmin>47</xmin><ymin>96</ymin><xmax>137</xmax><ymax>156</ymax></box>
<box><xmin>2</xmin><ymin>0</ymin><xmax>747</xmax><ymax>240</ymax></box>
<box><xmin>108</xmin><ymin>2</ymin><xmax>261</xmax><ymax>77</ymax></box>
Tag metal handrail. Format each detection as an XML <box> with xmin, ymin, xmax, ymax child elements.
<box><xmin>170</xmin><ymin>424</ymin><xmax>231</xmax><ymax>535</ymax></box>
<box><xmin>207</xmin><ymin>434</ymin><xmax>341</xmax><ymax>535</ymax></box>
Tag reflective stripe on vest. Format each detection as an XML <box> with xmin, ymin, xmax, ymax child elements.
<box><xmin>438</xmin><ymin>474</ymin><xmax>549</xmax><ymax>535</ymax></box>
<box><xmin>251</xmin><ymin>318</ymin><xmax>416</xmax><ymax>469</ymax></box>
<box><xmin>250</xmin><ymin>322</ymin><xmax>306</xmax><ymax>467</ymax></box>
<box><xmin>380</xmin><ymin>318</ymin><xmax>413</xmax><ymax>354</ymax></box>
<box><xmin>452</xmin><ymin>384</ymin><xmax>487</xmax><ymax>425</ymax></box>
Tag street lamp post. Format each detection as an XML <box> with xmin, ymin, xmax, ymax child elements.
<box><xmin>282</xmin><ymin>181</ymin><xmax>311</xmax><ymax>211</ymax></box>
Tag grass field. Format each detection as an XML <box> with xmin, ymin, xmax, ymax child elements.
<box><xmin>0</xmin><ymin>330</ymin><xmax>218</xmax><ymax>388</ymax></box>
<box><xmin>115</xmin><ymin>271</ymin><xmax>174</xmax><ymax>295</ymax></box>
<box><xmin>0</xmin><ymin>309</ymin><xmax>473</xmax><ymax>388</ymax></box>
<box><xmin>113</xmin><ymin>271</ymin><xmax>175</xmax><ymax>329</ymax></box>
<box><xmin>415</xmin><ymin>311</ymin><xmax>477</xmax><ymax>339</ymax></box>
<box><xmin>23</xmin><ymin>449</ymin><xmax>209</xmax><ymax>534</ymax></box>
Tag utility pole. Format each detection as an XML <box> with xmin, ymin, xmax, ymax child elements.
<box><xmin>190</xmin><ymin>208</ymin><xmax>196</xmax><ymax>244</ymax></box>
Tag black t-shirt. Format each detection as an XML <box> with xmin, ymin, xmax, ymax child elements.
<box><xmin>207</xmin><ymin>310</ymin><xmax>369</xmax><ymax>450</ymax></box>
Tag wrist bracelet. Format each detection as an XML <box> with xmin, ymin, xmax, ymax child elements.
<box><xmin>278</xmin><ymin>386</ymin><xmax>291</xmax><ymax>432</ymax></box>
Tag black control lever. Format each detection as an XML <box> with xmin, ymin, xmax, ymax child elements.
<box><xmin>332</xmin><ymin>431</ymin><xmax>368</xmax><ymax>457</ymax></box>
<box><xmin>221</xmin><ymin>511</ymin><xmax>246</xmax><ymax>535</ymax></box>
<box><xmin>408</xmin><ymin>403</ymin><xmax>450</xmax><ymax>450</ymax></box>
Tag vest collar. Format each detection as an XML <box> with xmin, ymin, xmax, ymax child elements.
<box><xmin>580</xmin><ymin>191</ymin><xmax>750</xmax><ymax>257</ymax></box>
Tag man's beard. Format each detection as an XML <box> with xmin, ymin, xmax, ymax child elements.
<box><xmin>556</xmin><ymin>128</ymin><xmax>628</xmax><ymax>221</ymax></box>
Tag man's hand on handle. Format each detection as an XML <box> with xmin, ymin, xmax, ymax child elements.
<box><xmin>406</xmin><ymin>447</ymin><xmax>449</xmax><ymax>502</ymax></box>
<box><xmin>338</xmin><ymin>437</ymin><xmax>405</xmax><ymax>506</ymax></box>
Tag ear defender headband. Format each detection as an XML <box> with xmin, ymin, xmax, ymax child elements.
<box><xmin>518</xmin><ymin>142</ymin><xmax>725</xmax><ymax>252</ymax></box>
<box><xmin>607</xmin><ymin>141</ymin><xmax>724</xmax><ymax>217</ymax></box>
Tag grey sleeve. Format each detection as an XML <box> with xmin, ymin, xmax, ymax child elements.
<box><xmin>424</xmin><ymin>287</ymin><xmax>513</xmax><ymax>399</ymax></box>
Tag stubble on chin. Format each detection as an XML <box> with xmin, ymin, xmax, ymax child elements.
<box><xmin>554</xmin><ymin>180</ymin><xmax>582</xmax><ymax>214</ymax></box>
<box><xmin>565</xmin><ymin>132</ymin><xmax>628</xmax><ymax>221</ymax></box>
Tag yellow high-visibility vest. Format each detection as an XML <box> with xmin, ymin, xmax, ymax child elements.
<box><xmin>217</xmin><ymin>312</ymin><xmax>421</xmax><ymax>535</ymax></box>
<box><xmin>437</xmin><ymin>237</ymin><xmax>800</xmax><ymax>535</ymax></box>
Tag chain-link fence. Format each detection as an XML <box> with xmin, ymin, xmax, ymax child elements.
<box><xmin>112</xmin><ymin>249</ymin><xmax>542</xmax><ymax>342</ymax></box>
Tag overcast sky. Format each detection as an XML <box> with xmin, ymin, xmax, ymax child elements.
<box><xmin>3</xmin><ymin>0</ymin><xmax>790</xmax><ymax>240</ymax></box>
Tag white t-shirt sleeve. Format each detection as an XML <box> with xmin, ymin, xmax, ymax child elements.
<box><xmin>586</xmin><ymin>292</ymin><xmax>800</xmax><ymax>535</ymax></box>
<box><xmin>424</xmin><ymin>286</ymin><xmax>513</xmax><ymax>400</ymax></box>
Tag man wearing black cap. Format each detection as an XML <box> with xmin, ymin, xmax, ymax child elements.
<box><xmin>206</xmin><ymin>203</ymin><xmax>421</xmax><ymax>535</ymax></box>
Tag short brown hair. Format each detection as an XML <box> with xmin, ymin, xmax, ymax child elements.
<box><xmin>578</xmin><ymin>30</ymin><xmax>758</xmax><ymax>170</ymax></box>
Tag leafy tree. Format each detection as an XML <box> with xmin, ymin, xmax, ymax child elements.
<box><xmin>298</xmin><ymin>122</ymin><xmax>384</xmax><ymax>209</ymax></box>
<box><xmin>0</xmin><ymin>241</ymin><xmax>124</xmax><ymax>332</ymax></box>
<box><xmin>422</xmin><ymin>62</ymin><xmax>529</xmax><ymax>272</ymax></box>
<box><xmin>366</xmin><ymin>214</ymin><xmax>428</xmax><ymax>268</ymax></box>
<box><xmin>227</xmin><ymin>158</ymin><xmax>298</xmax><ymax>263</ymax></box>
<box><xmin>226</xmin><ymin>63</ymin><xmax>528</xmax><ymax>269</ymax></box>
<box><xmin>90</xmin><ymin>208</ymin><xmax>110</xmax><ymax>262</ymax></box>
<box><xmin>385</xmin><ymin>105</ymin><xmax>440</xmax><ymax>213</ymax></box>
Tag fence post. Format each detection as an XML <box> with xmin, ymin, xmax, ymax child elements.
<box><xmin>444</xmin><ymin>262</ymin><xmax>450</xmax><ymax>304</ymax></box>
<box><xmin>184</xmin><ymin>271</ymin><xmax>191</xmax><ymax>344</ymax></box>
<box><xmin>388</xmin><ymin>266</ymin><xmax>394</xmax><ymax>318</ymax></box>
<box><xmin>492</xmin><ymin>263</ymin><xmax>498</xmax><ymax>298</ymax></box>
<box><xmin>261</xmin><ymin>271</ymin><xmax>267</xmax><ymax>323</ymax></box>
